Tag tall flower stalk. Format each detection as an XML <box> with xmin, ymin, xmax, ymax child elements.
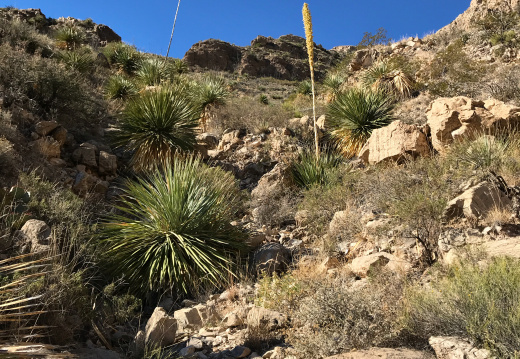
<box><xmin>303</xmin><ymin>3</ymin><xmax>319</xmax><ymax>160</ymax></box>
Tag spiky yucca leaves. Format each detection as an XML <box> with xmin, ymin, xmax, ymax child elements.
<box><xmin>298</xmin><ymin>80</ymin><xmax>313</xmax><ymax>96</ymax></box>
<box><xmin>303</xmin><ymin>3</ymin><xmax>319</xmax><ymax>160</ymax></box>
<box><xmin>0</xmin><ymin>253</ymin><xmax>51</xmax><ymax>342</ymax></box>
<box><xmin>136</xmin><ymin>58</ymin><xmax>167</xmax><ymax>86</ymax></box>
<box><xmin>101</xmin><ymin>156</ymin><xmax>245</xmax><ymax>294</ymax></box>
<box><xmin>362</xmin><ymin>60</ymin><xmax>413</xmax><ymax>99</ymax></box>
<box><xmin>327</xmin><ymin>88</ymin><xmax>395</xmax><ymax>157</ymax></box>
<box><xmin>291</xmin><ymin>149</ymin><xmax>344</xmax><ymax>189</ymax></box>
<box><xmin>104</xmin><ymin>42</ymin><xmax>142</xmax><ymax>75</ymax></box>
<box><xmin>55</xmin><ymin>26</ymin><xmax>85</xmax><ymax>50</ymax></box>
<box><xmin>115</xmin><ymin>85</ymin><xmax>200</xmax><ymax>171</ymax></box>
<box><xmin>105</xmin><ymin>74</ymin><xmax>138</xmax><ymax>100</ymax></box>
<box><xmin>167</xmin><ymin>58</ymin><xmax>188</xmax><ymax>76</ymax></box>
<box><xmin>323</xmin><ymin>73</ymin><xmax>346</xmax><ymax>102</ymax></box>
<box><xmin>194</xmin><ymin>75</ymin><xmax>228</xmax><ymax>132</ymax></box>
<box><xmin>58</xmin><ymin>50</ymin><xmax>94</xmax><ymax>73</ymax></box>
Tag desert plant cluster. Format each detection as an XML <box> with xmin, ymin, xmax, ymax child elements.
<box><xmin>1</xmin><ymin>3</ymin><xmax>520</xmax><ymax>359</ymax></box>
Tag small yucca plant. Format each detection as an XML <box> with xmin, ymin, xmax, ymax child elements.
<box><xmin>101</xmin><ymin>155</ymin><xmax>245</xmax><ymax>294</ymax></box>
<box><xmin>105</xmin><ymin>74</ymin><xmax>138</xmax><ymax>100</ymax></box>
<box><xmin>167</xmin><ymin>58</ymin><xmax>188</xmax><ymax>77</ymax></box>
<box><xmin>362</xmin><ymin>60</ymin><xmax>413</xmax><ymax>99</ymax></box>
<box><xmin>136</xmin><ymin>58</ymin><xmax>167</xmax><ymax>86</ymax></box>
<box><xmin>298</xmin><ymin>80</ymin><xmax>313</xmax><ymax>96</ymax></box>
<box><xmin>303</xmin><ymin>3</ymin><xmax>319</xmax><ymax>160</ymax></box>
<box><xmin>291</xmin><ymin>148</ymin><xmax>344</xmax><ymax>189</ymax></box>
<box><xmin>104</xmin><ymin>42</ymin><xmax>142</xmax><ymax>75</ymax></box>
<box><xmin>193</xmin><ymin>75</ymin><xmax>228</xmax><ymax>132</ymax></box>
<box><xmin>114</xmin><ymin>84</ymin><xmax>200</xmax><ymax>171</ymax></box>
<box><xmin>327</xmin><ymin>88</ymin><xmax>395</xmax><ymax>157</ymax></box>
<box><xmin>323</xmin><ymin>73</ymin><xmax>346</xmax><ymax>102</ymax></box>
<box><xmin>55</xmin><ymin>26</ymin><xmax>85</xmax><ymax>50</ymax></box>
<box><xmin>58</xmin><ymin>50</ymin><xmax>94</xmax><ymax>73</ymax></box>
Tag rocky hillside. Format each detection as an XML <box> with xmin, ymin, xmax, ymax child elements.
<box><xmin>3</xmin><ymin>1</ymin><xmax>520</xmax><ymax>359</ymax></box>
<box><xmin>184</xmin><ymin>34</ymin><xmax>345</xmax><ymax>81</ymax></box>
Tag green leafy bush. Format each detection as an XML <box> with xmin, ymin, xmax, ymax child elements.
<box><xmin>403</xmin><ymin>257</ymin><xmax>520</xmax><ymax>357</ymax></box>
<box><xmin>327</xmin><ymin>88</ymin><xmax>395</xmax><ymax>157</ymax></box>
<box><xmin>114</xmin><ymin>84</ymin><xmax>200</xmax><ymax>170</ymax></box>
<box><xmin>105</xmin><ymin>74</ymin><xmax>138</xmax><ymax>100</ymax></box>
<box><xmin>101</xmin><ymin>156</ymin><xmax>245</xmax><ymax>294</ymax></box>
<box><xmin>290</xmin><ymin>149</ymin><xmax>344</xmax><ymax>189</ymax></box>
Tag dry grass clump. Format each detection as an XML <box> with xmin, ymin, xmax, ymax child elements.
<box><xmin>211</xmin><ymin>96</ymin><xmax>292</xmax><ymax>135</ymax></box>
<box><xmin>485</xmin><ymin>65</ymin><xmax>520</xmax><ymax>105</ymax></box>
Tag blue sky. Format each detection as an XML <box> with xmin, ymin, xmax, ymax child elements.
<box><xmin>7</xmin><ymin>1</ymin><xmax>470</xmax><ymax>58</ymax></box>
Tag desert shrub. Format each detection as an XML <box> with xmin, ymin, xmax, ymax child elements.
<box><xmin>136</xmin><ymin>58</ymin><xmax>167</xmax><ymax>86</ymax></box>
<box><xmin>290</xmin><ymin>148</ymin><xmax>344</xmax><ymax>189</ymax></box>
<box><xmin>105</xmin><ymin>74</ymin><xmax>138</xmax><ymax>100</ymax></box>
<box><xmin>58</xmin><ymin>49</ymin><xmax>94</xmax><ymax>72</ymax></box>
<box><xmin>0</xmin><ymin>46</ymin><xmax>106</xmax><ymax>124</ymax></box>
<box><xmin>297</xmin><ymin>80</ymin><xmax>312</xmax><ymax>96</ymax></box>
<box><xmin>114</xmin><ymin>84</ymin><xmax>200</xmax><ymax>171</ymax></box>
<box><xmin>211</xmin><ymin>97</ymin><xmax>292</xmax><ymax>135</ymax></box>
<box><xmin>55</xmin><ymin>25</ymin><xmax>85</xmax><ymax>50</ymax></box>
<box><xmin>486</xmin><ymin>67</ymin><xmax>520</xmax><ymax>104</ymax></box>
<box><xmin>327</xmin><ymin>88</ymin><xmax>395</xmax><ymax>157</ymax></box>
<box><xmin>427</xmin><ymin>39</ymin><xmax>485</xmax><ymax>97</ymax></box>
<box><xmin>475</xmin><ymin>9</ymin><xmax>520</xmax><ymax>47</ymax></box>
<box><xmin>101</xmin><ymin>156</ymin><xmax>245</xmax><ymax>294</ymax></box>
<box><xmin>358</xmin><ymin>27</ymin><xmax>392</xmax><ymax>47</ymax></box>
<box><xmin>0</xmin><ymin>18</ymin><xmax>53</xmax><ymax>56</ymax></box>
<box><xmin>103</xmin><ymin>42</ymin><xmax>142</xmax><ymax>75</ymax></box>
<box><xmin>362</xmin><ymin>60</ymin><xmax>413</xmax><ymax>99</ymax></box>
<box><xmin>403</xmin><ymin>257</ymin><xmax>520</xmax><ymax>357</ymax></box>
<box><xmin>289</xmin><ymin>273</ymin><xmax>404</xmax><ymax>358</ymax></box>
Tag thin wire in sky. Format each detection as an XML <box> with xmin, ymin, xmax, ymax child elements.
<box><xmin>166</xmin><ymin>0</ymin><xmax>181</xmax><ymax>58</ymax></box>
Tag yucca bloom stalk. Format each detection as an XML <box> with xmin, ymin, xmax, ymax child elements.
<box><xmin>303</xmin><ymin>3</ymin><xmax>319</xmax><ymax>160</ymax></box>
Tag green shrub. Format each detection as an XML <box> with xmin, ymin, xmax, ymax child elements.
<box><xmin>476</xmin><ymin>9</ymin><xmax>520</xmax><ymax>47</ymax></box>
<box><xmin>103</xmin><ymin>42</ymin><xmax>142</xmax><ymax>75</ymax></box>
<box><xmin>297</xmin><ymin>80</ymin><xmax>312</xmax><ymax>96</ymax></box>
<box><xmin>55</xmin><ymin>25</ymin><xmax>85</xmax><ymax>50</ymax></box>
<box><xmin>357</xmin><ymin>27</ymin><xmax>392</xmax><ymax>47</ymax></box>
<box><xmin>290</xmin><ymin>149</ymin><xmax>344</xmax><ymax>189</ymax></box>
<box><xmin>362</xmin><ymin>60</ymin><xmax>413</xmax><ymax>99</ymax></box>
<box><xmin>114</xmin><ymin>84</ymin><xmax>200</xmax><ymax>171</ymax></box>
<box><xmin>101</xmin><ymin>155</ymin><xmax>245</xmax><ymax>294</ymax></box>
<box><xmin>327</xmin><ymin>88</ymin><xmax>395</xmax><ymax>157</ymax></box>
<box><xmin>136</xmin><ymin>58</ymin><xmax>167</xmax><ymax>86</ymax></box>
<box><xmin>0</xmin><ymin>18</ymin><xmax>53</xmax><ymax>56</ymax></box>
<box><xmin>403</xmin><ymin>257</ymin><xmax>520</xmax><ymax>357</ymax></box>
<box><xmin>259</xmin><ymin>94</ymin><xmax>269</xmax><ymax>105</ymax></box>
<box><xmin>105</xmin><ymin>74</ymin><xmax>138</xmax><ymax>100</ymax></box>
<box><xmin>58</xmin><ymin>50</ymin><xmax>94</xmax><ymax>72</ymax></box>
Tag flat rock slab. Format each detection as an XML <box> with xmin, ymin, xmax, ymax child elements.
<box><xmin>325</xmin><ymin>348</ymin><xmax>434</xmax><ymax>358</ymax></box>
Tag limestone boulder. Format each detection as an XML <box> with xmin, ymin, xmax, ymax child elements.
<box><xmin>444</xmin><ymin>182</ymin><xmax>511</xmax><ymax>220</ymax></box>
<box><xmin>429</xmin><ymin>336</ymin><xmax>493</xmax><ymax>359</ymax></box>
<box><xmin>483</xmin><ymin>98</ymin><xmax>520</xmax><ymax>129</ymax></box>
<box><xmin>73</xmin><ymin>143</ymin><xmax>98</xmax><ymax>168</ymax></box>
<box><xmin>484</xmin><ymin>237</ymin><xmax>520</xmax><ymax>258</ymax></box>
<box><xmin>98</xmin><ymin>151</ymin><xmax>117</xmax><ymax>176</ymax></box>
<box><xmin>349</xmin><ymin>252</ymin><xmax>411</xmax><ymax>277</ymax></box>
<box><xmin>359</xmin><ymin>120</ymin><xmax>430</xmax><ymax>164</ymax></box>
<box><xmin>34</xmin><ymin>121</ymin><xmax>59</xmax><ymax>136</ymax></box>
<box><xmin>174</xmin><ymin>307</ymin><xmax>203</xmax><ymax>333</ymax></box>
<box><xmin>246</xmin><ymin>307</ymin><xmax>287</xmax><ymax>330</ymax></box>
<box><xmin>252</xmin><ymin>243</ymin><xmax>290</xmax><ymax>275</ymax></box>
<box><xmin>143</xmin><ymin>307</ymin><xmax>177</xmax><ymax>348</ymax></box>
<box><xmin>17</xmin><ymin>220</ymin><xmax>52</xmax><ymax>253</ymax></box>
<box><xmin>72</xmin><ymin>172</ymin><xmax>109</xmax><ymax>197</ymax></box>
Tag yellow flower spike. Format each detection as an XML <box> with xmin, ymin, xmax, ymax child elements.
<box><xmin>302</xmin><ymin>3</ymin><xmax>319</xmax><ymax>160</ymax></box>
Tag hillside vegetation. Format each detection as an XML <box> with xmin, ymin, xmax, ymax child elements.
<box><xmin>1</xmin><ymin>3</ymin><xmax>520</xmax><ymax>359</ymax></box>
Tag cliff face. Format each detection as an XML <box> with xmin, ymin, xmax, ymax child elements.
<box><xmin>183</xmin><ymin>34</ymin><xmax>344</xmax><ymax>81</ymax></box>
<box><xmin>438</xmin><ymin>0</ymin><xmax>520</xmax><ymax>34</ymax></box>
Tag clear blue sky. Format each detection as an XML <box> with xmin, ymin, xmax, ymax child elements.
<box><xmin>7</xmin><ymin>1</ymin><xmax>470</xmax><ymax>58</ymax></box>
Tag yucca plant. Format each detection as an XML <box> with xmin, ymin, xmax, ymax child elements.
<box><xmin>362</xmin><ymin>60</ymin><xmax>413</xmax><ymax>99</ymax></box>
<box><xmin>167</xmin><ymin>58</ymin><xmax>188</xmax><ymax>77</ymax></box>
<box><xmin>101</xmin><ymin>155</ymin><xmax>245</xmax><ymax>294</ymax></box>
<box><xmin>57</xmin><ymin>50</ymin><xmax>94</xmax><ymax>73</ymax></box>
<box><xmin>136</xmin><ymin>58</ymin><xmax>167</xmax><ymax>86</ymax></box>
<box><xmin>303</xmin><ymin>3</ymin><xmax>319</xmax><ymax>160</ymax></box>
<box><xmin>193</xmin><ymin>75</ymin><xmax>228</xmax><ymax>132</ymax></box>
<box><xmin>114</xmin><ymin>84</ymin><xmax>200</xmax><ymax>171</ymax></box>
<box><xmin>291</xmin><ymin>148</ymin><xmax>344</xmax><ymax>189</ymax></box>
<box><xmin>103</xmin><ymin>42</ymin><xmax>142</xmax><ymax>75</ymax></box>
<box><xmin>327</xmin><ymin>88</ymin><xmax>395</xmax><ymax>157</ymax></box>
<box><xmin>55</xmin><ymin>25</ymin><xmax>84</xmax><ymax>50</ymax></box>
<box><xmin>105</xmin><ymin>74</ymin><xmax>138</xmax><ymax>100</ymax></box>
<box><xmin>323</xmin><ymin>73</ymin><xmax>346</xmax><ymax>102</ymax></box>
<box><xmin>298</xmin><ymin>80</ymin><xmax>313</xmax><ymax>96</ymax></box>
<box><xmin>451</xmin><ymin>134</ymin><xmax>508</xmax><ymax>171</ymax></box>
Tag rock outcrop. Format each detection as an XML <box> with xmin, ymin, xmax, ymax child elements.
<box><xmin>184</xmin><ymin>35</ymin><xmax>343</xmax><ymax>81</ymax></box>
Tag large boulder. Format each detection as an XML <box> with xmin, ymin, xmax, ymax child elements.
<box><xmin>246</xmin><ymin>307</ymin><xmax>287</xmax><ymax>331</ymax></box>
<box><xmin>349</xmin><ymin>252</ymin><xmax>411</xmax><ymax>277</ymax></box>
<box><xmin>94</xmin><ymin>24</ymin><xmax>121</xmax><ymax>44</ymax></box>
<box><xmin>174</xmin><ymin>307</ymin><xmax>203</xmax><ymax>333</ymax></box>
<box><xmin>444</xmin><ymin>182</ymin><xmax>511</xmax><ymax>220</ymax></box>
<box><xmin>142</xmin><ymin>307</ymin><xmax>177</xmax><ymax>349</ymax></box>
<box><xmin>429</xmin><ymin>336</ymin><xmax>493</xmax><ymax>359</ymax></box>
<box><xmin>484</xmin><ymin>237</ymin><xmax>520</xmax><ymax>258</ymax></box>
<box><xmin>184</xmin><ymin>39</ymin><xmax>242</xmax><ymax>72</ymax></box>
<box><xmin>426</xmin><ymin>97</ymin><xmax>520</xmax><ymax>152</ymax></box>
<box><xmin>16</xmin><ymin>219</ymin><xmax>52</xmax><ymax>253</ymax></box>
<box><xmin>252</xmin><ymin>243</ymin><xmax>290</xmax><ymax>275</ymax></box>
<box><xmin>359</xmin><ymin>120</ymin><xmax>430</xmax><ymax>164</ymax></box>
